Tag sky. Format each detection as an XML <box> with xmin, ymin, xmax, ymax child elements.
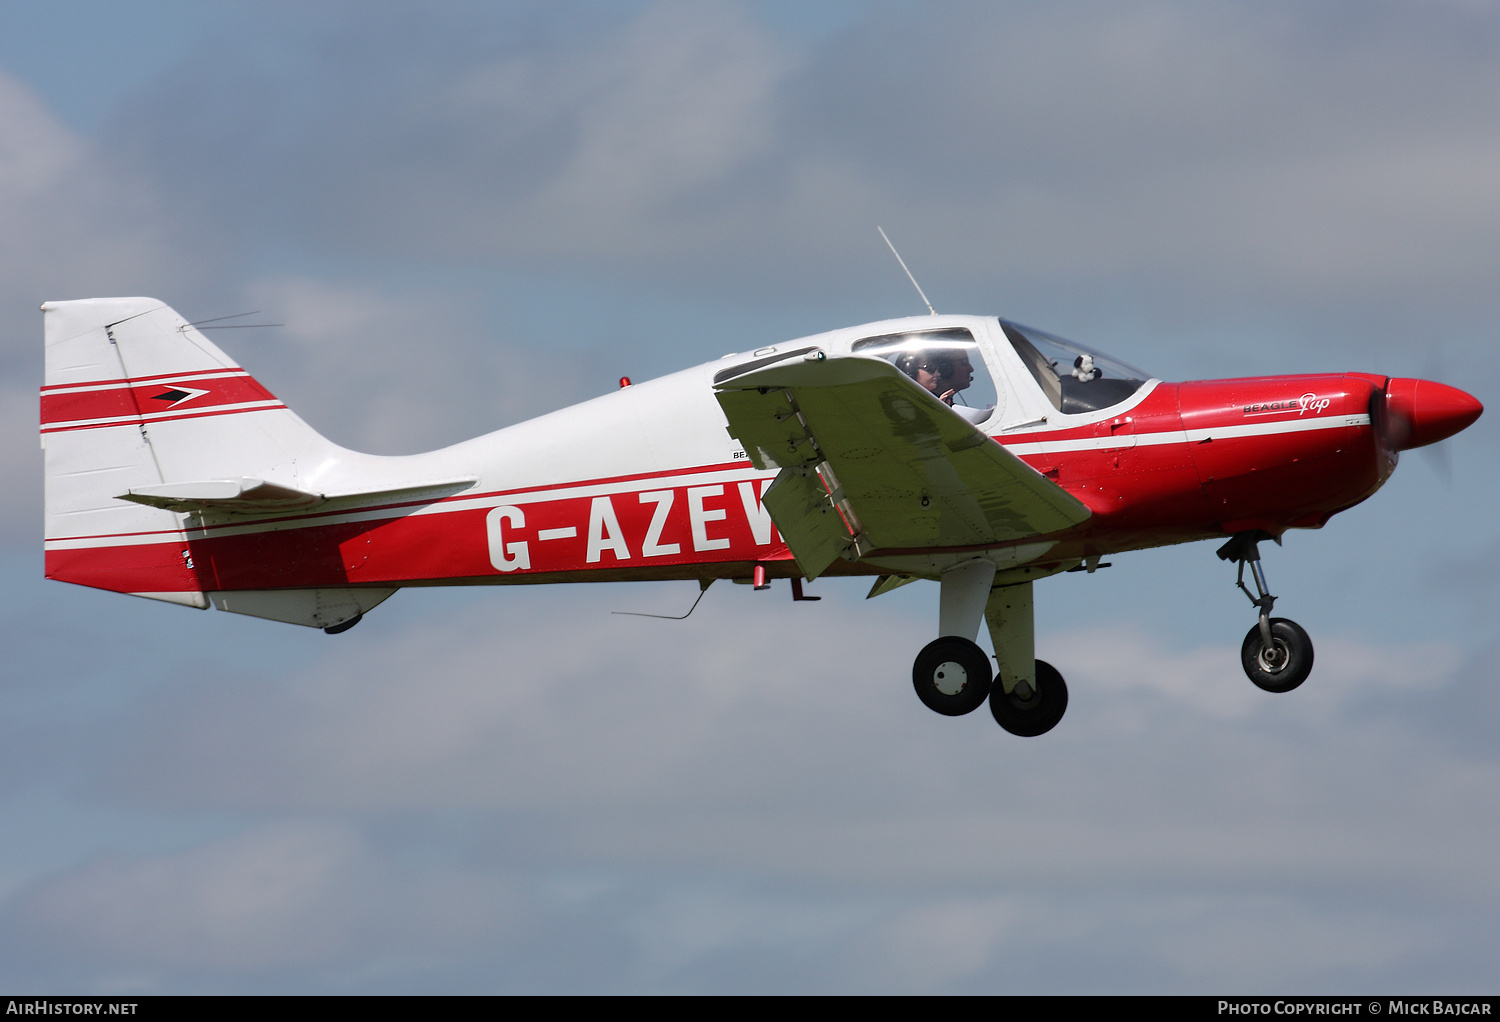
<box><xmin>1</xmin><ymin>0</ymin><xmax>1498</xmax><ymax>994</ymax></box>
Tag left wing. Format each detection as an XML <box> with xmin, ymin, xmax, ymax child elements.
<box><xmin>714</xmin><ymin>355</ymin><xmax>1090</xmax><ymax>577</ymax></box>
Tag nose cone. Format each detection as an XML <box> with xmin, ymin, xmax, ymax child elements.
<box><xmin>1384</xmin><ymin>378</ymin><xmax>1483</xmax><ymax>451</ymax></box>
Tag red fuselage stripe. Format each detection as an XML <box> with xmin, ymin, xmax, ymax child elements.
<box><xmin>43</xmin><ymin>373</ymin><xmax>1397</xmax><ymax>596</ymax></box>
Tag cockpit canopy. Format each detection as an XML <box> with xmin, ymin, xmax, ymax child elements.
<box><xmin>999</xmin><ymin>320</ymin><xmax>1150</xmax><ymax>415</ymax></box>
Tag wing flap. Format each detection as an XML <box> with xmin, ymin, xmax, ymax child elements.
<box><xmin>761</xmin><ymin>468</ymin><xmax>854</xmax><ymax>580</ymax></box>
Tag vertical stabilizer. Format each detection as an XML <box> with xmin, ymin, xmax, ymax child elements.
<box><xmin>40</xmin><ymin>297</ymin><xmax>339</xmax><ymax>607</ymax></box>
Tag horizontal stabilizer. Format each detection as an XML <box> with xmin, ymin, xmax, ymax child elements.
<box><xmin>119</xmin><ymin>478</ymin><xmax>324</xmax><ymax>513</ymax></box>
<box><xmin>118</xmin><ymin>476</ymin><xmax>478</xmax><ymax>515</ymax></box>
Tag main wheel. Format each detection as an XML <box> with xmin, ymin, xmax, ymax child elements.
<box><xmin>1240</xmin><ymin>617</ymin><xmax>1314</xmax><ymax>692</ymax></box>
<box><xmin>989</xmin><ymin>660</ymin><xmax>1068</xmax><ymax>736</ymax></box>
<box><xmin>912</xmin><ymin>637</ymin><xmax>993</xmax><ymax>716</ymax></box>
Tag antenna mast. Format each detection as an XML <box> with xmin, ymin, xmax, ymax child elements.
<box><xmin>877</xmin><ymin>226</ymin><xmax>937</xmax><ymax>316</ymax></box>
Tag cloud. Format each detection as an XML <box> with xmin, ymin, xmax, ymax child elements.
<box><xmin>0</xmin><ymin>71</ymin><xmax>186</xmax><ymax>345</ymax></box>
<box><xmin>8</xmin><ymin>821</ymin><xmax>372</xmax><ymax>972</ymax></box>
<box><xmin>110</xmin><ymin>1</ymin><xmax>791</xmax><ymax>266</ymax></box>
<box><xmin>0</xmin><ymin>813</ymin><xmax>1479</xmax><ymax>992</ymax></box>
<box><xmin>2</xmin><ymin>577</ymin><xmax>1496</xmax><ymax>990</ymax></box>
<box><xmin>783</xmin><ymin>1</ymin><xmax>1500</xmax><ymax>312</ymax></box>
<box><xmin>75</xmin><ymin>588</ymin><xmax>1497</xmax><ymax>897</ymax></box>
<box><xmin>229</xmin><ymin>276</ymin><xmax>604</xmax><ymax>452</ymax></box>
<box><xmin>0</xmin><ymin>818</ymin><xmax>538</xmax><ymax>989</ymax></box>
<box><xmin>100</xmin><ymin>1</ymin><xmax>1500</xmax><ymax>325</ymax></box>
<box><xmin>0</xmin><ymin>70</ymin><xmax>192</xmax><ymax>544</ymax></box>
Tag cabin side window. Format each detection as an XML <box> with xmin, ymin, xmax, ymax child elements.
<box><xmin>852</xmin><ymin>328</ymin><xmax>998</xmax><ymax>424</ymax></box>
<box><xmin>998</xmin><ymin>320</ymin><xmax>1149</xmax><ymax>415</ymax></box>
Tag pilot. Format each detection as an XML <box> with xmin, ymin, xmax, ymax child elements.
<box><xmin>895</xmin><ymin>348</ymin><xmax>991</xmax><ymax>423</ymax></box>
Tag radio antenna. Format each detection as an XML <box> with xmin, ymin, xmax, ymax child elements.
<box><xmin>877</xmin><ymin>226</ymin><xmax>937</xmax><ymax>316</ymax></box>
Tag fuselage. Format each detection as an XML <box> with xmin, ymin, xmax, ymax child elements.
<box><xmin>43</xmin><ymin>313</ymin><xmax>1454</xmax><ymax>598</ymax></box>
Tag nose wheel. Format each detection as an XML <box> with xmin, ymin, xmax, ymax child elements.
<box><xmin>1218</xmin><ymin>531</ymin><xmax>1315</xmax><ymax>693</ymax></box>
<box><xmin>1240</xmin><ymin>618</ymin><xmax>1313</xmax><ymax>692</ymax></box>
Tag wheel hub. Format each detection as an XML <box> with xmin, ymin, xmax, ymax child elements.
<box><xmin>932</xmin><ymin>661</ymin><xmax>968</xmax><ymax>696</ymax></box>
<box><xmin>1256</xmin><ymin>640</ymin><xmax>1289</xmax><ymax>673</ymax></box>
<box><xmin>1003</xmin><ymin>688</ymin><xmax>1041</xmax><ymax>711</ymax></box>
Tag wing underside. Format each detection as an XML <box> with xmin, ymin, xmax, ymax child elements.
<box><xmin>714</xmin><ymin>355</ymin><xmax>1090</xmax><ymax>578</ymax></box>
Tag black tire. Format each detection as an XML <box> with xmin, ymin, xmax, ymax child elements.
<box><xmin>1240</xmin><ymin>618</ymin><xmax>1314</xmax><ymax>693</ymax></box>
<box><xmin>989</xmin><ymin>660</ymin><xmax>1069</xmax><ymax>737</ymax></box>
<box><xmin>912</xmin><ymin>637</ymin><xmax>993</xmax><ymax>716</ymax></box>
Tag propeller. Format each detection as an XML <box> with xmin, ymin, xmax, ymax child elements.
<box><xmin>1417</xmin><ymin>348</ymin><xmax>1453</xmax><ymax>484</ymax></box>
<box><xmin>1378</xmin><ymin>376</ymin><xmax>1483</xmax><ymax>457</ymax></box>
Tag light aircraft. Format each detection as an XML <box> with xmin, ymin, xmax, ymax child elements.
<box><xmin>41</xmin><ymin>297</ymin><xmax>1482</xmax><ymax>736</ymax></box>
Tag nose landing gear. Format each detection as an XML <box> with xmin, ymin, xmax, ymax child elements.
<box><xmin>1240</xmin><ymin>618</ymin><xmax>1313</xmax><ymax>692</ymax></box>
<box><xmin>1217</xmin><ymin>531</ymin><xmax>1314</xmax><ymax>692</ymax></box>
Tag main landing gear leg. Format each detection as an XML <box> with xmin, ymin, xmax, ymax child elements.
<box><xmin>985</xmin><ymin>581</ymin><xmax>1068</xmax><ymax>736</ymax></box>
<box><xmin>1216</xmin><ymin>531</ymin><xmax>1314</xmax><ymax>693</ymax></box>
<box><xmin>911</xmin><ymin>560</ymin><xmax>995</xmax><ymax>716</ymax></box>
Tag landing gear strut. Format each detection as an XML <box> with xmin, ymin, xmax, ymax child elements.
<box><xmin>1217</xmin><ymin>531</ymin><xmax>1314</xmax><ymax>692</ymax></box>
<box><xmin>909</xmin><ymin>564</ymin><xmax>1070</xmax><ymax>735</ymax></box>
<box><xmin>983</xmin><ymin>580</ymin><xmax>1068</xmax><ymax>736</ymax></box>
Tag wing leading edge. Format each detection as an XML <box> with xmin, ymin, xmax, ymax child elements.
<box><xmin>714</xmin><ymin>355</ymin><xmax>1091</xmax><ymax>578</ymax></box>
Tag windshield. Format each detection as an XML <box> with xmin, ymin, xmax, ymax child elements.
<box><xmin>998</xmin><ymin>320</ymin><xmax>1150</xmax><ymax>415</ymax></box>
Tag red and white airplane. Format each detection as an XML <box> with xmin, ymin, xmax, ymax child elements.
<box><xmin>41</xmin><ymin>297</ymin><xmax>1482</xmax><ymax>736</ymax></box>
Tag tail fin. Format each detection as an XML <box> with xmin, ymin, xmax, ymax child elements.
<box><xmin>41</xmin><ymin>297</ymin><xmax>343</xmax><ymax>611</ymax></box>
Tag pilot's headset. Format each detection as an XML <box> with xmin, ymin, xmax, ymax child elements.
<box><xmin>895</xmin><ymin>349</ymin><xmax>955</xmax><ymax>380</ymax></box>
<box><xmin>894</xmin><ymin>350</ymin><xmax>927</xmax><ymax>382</ymax></box>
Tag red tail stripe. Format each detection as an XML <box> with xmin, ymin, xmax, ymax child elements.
<box><xmin>41</xmin><ymin>375</ymin><xmax>279</xmax><ymax>426</ymax></box>
<box><xmin>41</xmin><ymin>400</ymin><xmax>287</xmax><ymax>434</ymax></box>
<box><xmin>40</xmin><ymin>386</ymin><xmax>142</xmax><ymax>424</ymax></box>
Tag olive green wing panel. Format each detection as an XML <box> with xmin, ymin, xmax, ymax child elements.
<box><xmin>712</xmin><ymin>387</ymin><xmax>821</xmax><ymax>472</ymax></box>
<box><xmin>761</xmin><ymin>468</ymin><xmax>853</xmax><ymax>580</ymax></box>
<box><xmin>715</xmin><ymin>357</ymin><xmax>1090</xmax><ymax>554</ymax></box>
